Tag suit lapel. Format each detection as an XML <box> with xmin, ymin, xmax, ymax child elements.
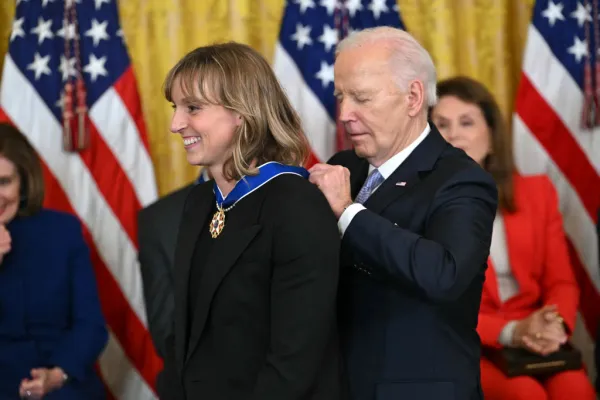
<box><xmin>350</xmin><ymin>159</ymin><xmax>369</xmax><ymax>200</ymax></box>
<box><xmin>173</xmin><ymin>182</ymin><xmax>213</xmax><ymax>373</ymax></box>
<box><xmin>185</xmin><ymin>197</ymin><xmax>262</xmax><ymax>365</ymax></box>
<box><xmin>364</xmin><ymin>127</ymin><xmax>448</xmax><ymax>214</ymax></box>
<box><xmin>363</xmin><ymin>164</ymin><xmax>421</xmax><ymax>214</ymax></box>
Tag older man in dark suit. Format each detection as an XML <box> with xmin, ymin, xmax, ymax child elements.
<box><xmin>137</xmin><ymin>169</ymin><xmax>209</xmax><ymax>358</ymax></box>
<box><xmin>310</xmin><ymin>27</ymin><xmax>497</xmax><ymax>400</ymax></box>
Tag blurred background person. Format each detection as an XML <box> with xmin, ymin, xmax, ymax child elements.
<box><xmin>431</xmin><ymin>76</ymin><xmax>596</xmax><ymax>400</ymax></box>
<box><xmin>138</xmin><ymin>168</ymin><xmax>209</xmax><ymax>382</ymax></box>
<box><xmin>0</xmin><ymin>124</ymin><xmax>108</xmax><ymax>399</ymax></box>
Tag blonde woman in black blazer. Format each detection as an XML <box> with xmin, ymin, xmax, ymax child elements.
<box><xmin>158</xmin><ymin>42</ymin><xmax>344</xmax><ymax>400</ymax></box>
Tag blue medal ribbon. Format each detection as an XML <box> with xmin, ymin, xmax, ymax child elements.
<box><xmin>214</xmin><ymin>161</ymin><xmax>309</xmax><ymax>210</ymax></box>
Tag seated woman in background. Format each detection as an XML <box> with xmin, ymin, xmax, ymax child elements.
<box><xmin>431</xmin><ymin>76</ymin><xmax>596</xmax><ymax>400</ymax></box>
<box><xmin>0</xmin><ymin>124</ymin><xmax>108</xmax><ymax>399</ymax></box>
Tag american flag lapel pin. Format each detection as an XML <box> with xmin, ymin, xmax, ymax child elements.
<box><xmin>396</xmin><ymin>182</ymin><xmax>407</xmax><ymax>187</ymax></box>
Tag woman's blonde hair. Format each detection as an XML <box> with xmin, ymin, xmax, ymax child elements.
<box><xmin>163</xmin><ymin>42</ymin><xmax>310</xmax><ymax>181</ymax></box>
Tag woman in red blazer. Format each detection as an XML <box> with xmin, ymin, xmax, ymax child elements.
<box><xmin>431</xmin><ymin>76</ymin><xmax>596</xmax><ymax>400</ymax></box>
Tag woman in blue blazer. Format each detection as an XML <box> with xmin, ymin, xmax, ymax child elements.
<box><xmin>0</xmin><ymin>124</ymin><xmax>108</xmax><ymax>399</ymax></box>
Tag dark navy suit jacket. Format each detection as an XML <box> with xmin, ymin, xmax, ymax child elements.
<box><xmin>0</xmin><ymin>209</ymin><xmax>108</xmax><ymax>399</ymax></box>
<box><xmin>330</xmin><ymin>127</ymin><xmax>497</xmax><ymax>400</ymax></box>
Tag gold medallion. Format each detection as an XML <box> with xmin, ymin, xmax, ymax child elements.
<box><xmin>209</xmin><ymin>207</ymin><xmax>226</xmax><ymax>238</ymax></box>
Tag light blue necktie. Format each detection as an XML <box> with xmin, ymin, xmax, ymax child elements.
<box><xmin>355</xmin><ymin>169</ymin><xmax>384</xmax><ymax>204</ymax></box>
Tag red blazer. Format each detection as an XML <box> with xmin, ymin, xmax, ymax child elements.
<box><xmin>477</xmin><ymin>174</ymin><xmax>579</xmax><ymax>348</ymax></box>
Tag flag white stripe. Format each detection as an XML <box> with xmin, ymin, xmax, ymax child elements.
<box><xmin>0</xmin><ymin>56</ymin><xmax>148</xmax><ymax>328</ymax></box>
<box><xmin>90</xmin><ymin>87</ymin><xmax>157</xmax><ymax>208</ymax></box>
<box><xmin>513</xmin><ymin>115</ymin><xmax>600</xmax><ymax>293</ymax></box>
<box><xmin>522</xmin><ymin>26</ymin><xmax>600</xmax><ymax>175</ymax></box>
<box><xmin>99</xmin><ymin>332</ymin><xmax>156</xmax><ymax>399</ymax></box>
<box><xmin>273</xmin><ymin>42</ymin><xmax>335</xmax><ymax>162</ymax></box>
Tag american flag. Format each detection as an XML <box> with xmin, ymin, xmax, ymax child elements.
<box><xmin>0</xmin><ymin>0</ymin><xmax>160</xmax><ymax>398</ymax></box>
<box><xmin>273</xmin><ymin>0</ymin><xmax>404</xmax><ymax>166</ymax></box>
<box><xmin>513</xmin><ymin>0</ymin><xmax>600</xmax><ymax>379</ymax></box>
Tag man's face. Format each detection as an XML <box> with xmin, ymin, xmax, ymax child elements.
<box><xmin>334</xmin><ymin>43</ymin><xmax>409</xmax><ymax>166</ymax></box>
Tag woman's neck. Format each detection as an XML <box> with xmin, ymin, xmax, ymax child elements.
<box><xmin>209</xmin><ymin>166</ymin><xmax>236</xmax><ymax>198</ymax></box>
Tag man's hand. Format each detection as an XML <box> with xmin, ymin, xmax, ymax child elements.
<box><xmin>512</xmin><ymin>305</ymin><xmax>567</xmax><ymax>356</ymax></box>
<box><xmin>308</xmin><ymin>164</ymin><xmax>353</xmax><ymax>218</ymax></box>
<box><xmin>0</xmin><ymin>224</ymin><xmax>11</xmax><ymax>264</ymax></box>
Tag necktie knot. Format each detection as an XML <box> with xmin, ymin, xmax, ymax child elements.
<box><xmin>355</xmin><ymin>169</ymin><xmax>384</xmax><ymax>204</ymax></box>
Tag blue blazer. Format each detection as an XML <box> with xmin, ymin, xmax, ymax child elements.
<box><xmin>329</xmin><ymin>127</ymin><xmax>497</xmax><ymax>400</ymax></box>
<box><xmin>0</xmin><ymin>209</ymin><xmax>108</xmax><ymax>399</ymax></box>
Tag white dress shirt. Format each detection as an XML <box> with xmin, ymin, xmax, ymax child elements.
<box><xmin>337</xmin><ymin>124</ymin><xmax>431</xmax><ymax>236</ymax></box>
<box><xmin>490</xmin><ymin>214</ymin><xmax>521</xmax><ymax>346</ymax></box>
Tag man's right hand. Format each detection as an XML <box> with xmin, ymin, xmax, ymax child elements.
<box><xmin>512</xmin><ymin>304</ymin><xmax>567</xmax><ymax>355</ymax></box>
<box><xmin>0</xmin><ymin>224</ymin><xmax>11</xmax><ymax>263</ymax></box>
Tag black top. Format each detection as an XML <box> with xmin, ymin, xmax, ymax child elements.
<box><xmin>187</xmin><ymin>200</ymin><xmax>217</xmax><ymax>350</ymax></box>
<box><xmin>159</xmin><ymin>174</ymin><xmax>345</xmax><ymax>400</ymax></box>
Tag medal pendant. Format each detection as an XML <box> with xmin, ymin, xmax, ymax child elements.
<box><xmin>210</xmin><ymin>207</ymin><xmax>226</xmax><ymax>238</ymax></box>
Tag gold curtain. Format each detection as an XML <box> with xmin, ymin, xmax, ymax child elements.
<box><xmin>0</xmin><ymin>0</ymin><xmax>535</xmax><ymax>197</ymax></box>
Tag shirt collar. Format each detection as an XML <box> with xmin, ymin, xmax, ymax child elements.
<box><xmin>369</xmin><ymin>123</ymin><xmax>431</xmax><ymax>179</ymax></box>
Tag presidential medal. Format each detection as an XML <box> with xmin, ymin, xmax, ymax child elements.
<box><xmin>210</xmin><ymin>206</ymin><xmax>226</xmax><ymax>238</ymax></box>
<box><xmin>209</xmin><ymin>162</ymin><xmax>310</xmax><ymax>239</ymax></box>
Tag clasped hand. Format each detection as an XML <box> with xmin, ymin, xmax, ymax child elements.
<box><xmin>19</xmin><ymin>368</ymin><xmax>65</xmax><ymax>399</ymax></box>
<box><xmin>512</xmin><ymin>304</ymin><xmax>567</xmax><ymax>356</ymax></box>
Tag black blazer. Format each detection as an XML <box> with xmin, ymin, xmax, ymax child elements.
<box><xmin>160</xmin><ymin>174</ymin><xmax>344</xmax><ymax>400</ymax></box>
<box><xmin>138</xmin><ymin>183</ymin><xmax>193</xmax><ymax>358</ymax></box>
<box><xmin>330</xmin><ymin>126</ymin><xmax>497</xmax><ymax>400</ymax></box>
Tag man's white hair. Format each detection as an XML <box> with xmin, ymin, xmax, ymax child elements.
<box><xmin>336</xmin><ymin>26</ymin><xmax>437</xmax><ymax>107</ymax></box>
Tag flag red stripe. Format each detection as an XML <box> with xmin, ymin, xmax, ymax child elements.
<box><xmin>516</xmin><ymin>73</ymin><xmax>600</xmax><ymax>223</ymax></box>
<box><xmin>112</xmin><ymin>68</ymin><xmax>152</xmax><ymax>152</ymax></box>
<box><xmin>79</xmin><ymin>121</ymin><xmax>141</xmax><ymax>247</ymax></box>
<box><xmin>304</xmin><ymin>150</ymin><xmax>320</xmax><ymax>169</ymax></box>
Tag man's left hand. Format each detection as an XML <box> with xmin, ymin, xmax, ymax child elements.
<box><xmin>309</xmin><ymin>163</ymin><xmax>353</xmax><ymax>218</ymax></box>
